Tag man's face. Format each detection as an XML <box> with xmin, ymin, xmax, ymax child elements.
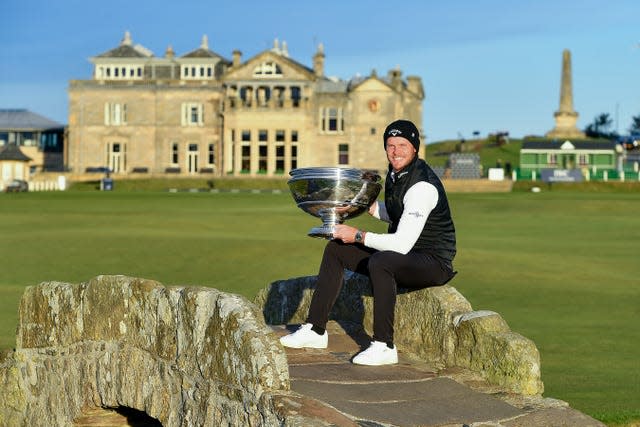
<box><xmin>385</xmin><ymin>136</ymin><xmax>417</xmax><ymax>172</ymax></box>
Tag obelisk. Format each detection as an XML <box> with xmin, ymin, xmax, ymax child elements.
<box><xmin>546</xmin><ymin>49</ymin><xmax>585</xmax><ymax>139</ymax></box>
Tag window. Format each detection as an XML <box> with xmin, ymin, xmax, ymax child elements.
<box><xmin>320</xmin><ymin>107</ymin><xmax>343</xmax><ymax>133</ymax></box>
<box><xmin>275</xmin><ymin>145</ymin><xmax>285</xmax><ymax>173</ymax></box>
<box><xmin>181</xmin><ymin>103</ymin><xmax>203</xmax><ymax>126</ymax></box>
<box><xmin>96</xmin><ymin>64</ymin><xmax>144</xmax><ymax>80</ymax></box>
<box><xmin>104</xmin><ymin>103</ymin><xmax>127</xmax><ymax>126</ymax></box>
<box><xmin>276</xmin><ymin>130</ymin><xmax>285</xmax><ymax>142</ymax></box>
<box><xmin>338</xmin><ymin>144</ymin><xmax>349</xmax><ymax>165</ymax></box>
<box><xmin>240</xmin><ymin>87</ymin><xmax>253</xmax><ymax>107</ymax></box>
<box><xmin>370</xmin><ymin>127</ymin><xmax>376</xmax><ymax>135</ymax></box>
<box><xmin>181</xmin><ymin>65</ymin><xmax>214</xmax><ymax>80</ymax></box>
<box><xmin>20</xmin><ymin>132</ymin><xmax>35</xmax><ymax>146</ymax></box>
<box><xmin>548</xmin><ymin>153</ymin><xmax>557</xmax><ymax>165</ymax></box>
<box><xmin>291</xmin><ymin>145</ymin><xmax>298</xmax><ymax>170</ymax></box>
<box><xmin>291</xmin><ymin>130</ymin><xmax>298</xmax><ymax>142</ymax></box>
<box><xmin>578</xmin><ymin>154</ymin><xmax>588</xmax><ymax>166</ymax></box>
<box><xmin>259</xmin><ymin>129</ymin><xmax>268</xmax><ymax>142</ymax></box>
<box><xmin>241</xmin><ymin>145</ymin><xmax>251</xmax><ymax>173</ymax></box>
<box><xmin>257</xmin><ymin>86</ymin><xmax>270</xmax><ymax>107</ymax></box>
<box><xmin>274</xmin><ymin>86</ymin><xmax>285</xmax><ymax>107</ymax></box>
<box><xmin>253</xmin><ymin>61</ymin><xmax>283</xmax><ymax>77</ymax></box>
<box><xmin>171</xmin><ymin>143</ymin><xmax>179</xmax><ymax>165</ymax></box>
<box><xmin>241</xmin><ymin>130</ymin><xmax>251</xmax><ymax>142</ymax></box>
<box><xmin>208</xmin><ymin>143</ymin><xmax>215</xmax><ymax>166</ymax></box>
<box><xmin>259</xmin><ymin>145</ymin><xmax>268</xmax><ymax>173</ymax></box>
<box><xmin>291</xmin><ymin>86</ymin><xmax>301</xmax><ymax>107</ymax></box>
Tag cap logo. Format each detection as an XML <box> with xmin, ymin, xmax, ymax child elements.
<box><xmin>388</xmin><ymin>129</ymin><xmax>402</xmax><ymax>136</ymax></box>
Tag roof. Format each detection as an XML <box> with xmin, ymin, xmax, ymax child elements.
<box><xmin>522</xmin><ymin>139</ymin><xmax>616</xmax><ymax>150</ymax></box>
<box><xmin>315</xmin><ymin>77</ymin><xmax>348</xmax><ymax>93</ymax></box>
<box><xmin>96</xmin><ymin>44</ymin><xmax>151</xmax><ymax>58</ymax></box>
<box><xmin>180</xmin><ymin>35</ymin><xmax>228</xmax><ymax>62</ymax></box>
<box><xmin>94</xmin><ymin>31</ymin><xmax>153</xmax><ymax>58</ymax></box>
<box><xmin>0</xmin><ymin>144</ymin><xmax>32</xmax><ymax>162</ymax></box>
<box><xmin>0</xmin><ymin>109</ymin><xmax>63</xmax><ymax>130</ymax></box>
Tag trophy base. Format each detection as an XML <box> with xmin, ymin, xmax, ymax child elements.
<box><xmin>308</xmin><ymin>225</ymin><xmax>336</xmax><ymax>239</ymax></box>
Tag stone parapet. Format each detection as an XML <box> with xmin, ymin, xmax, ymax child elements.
<box><xmin>1</xmin><ymin>275</ymin><xmax>291</xmax><ymax>426</ymax></box>
<box><xmin>255</xmin><ymin>273</ymin><xmax>543</xmax><ymax>395</ymax></box>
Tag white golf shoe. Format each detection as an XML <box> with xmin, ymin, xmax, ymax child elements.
<box><xmin>279</xmin><ymin>323</ymin><xmax>328</xmax><ymax>349</ymax></box>
<box><xmin>352</xmin><ymin>341</ymin><xmax>398</xmax><ymax>366</ymax></box>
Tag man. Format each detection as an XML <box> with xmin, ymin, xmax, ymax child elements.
<box><xmin>280</xmin><ymin>119</ymin><xmax>457</xmax><ymax>366</ymax></box>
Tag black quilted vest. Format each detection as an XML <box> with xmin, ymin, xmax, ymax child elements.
<box><xmin>384</xmin><ymin>157</ymin><xmax>457</xmax><ymax>264</ymax></box>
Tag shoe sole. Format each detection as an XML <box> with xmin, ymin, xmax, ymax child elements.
<box><xmin>352</xmin><ymin>358</ymin><xmax>398</xmax><ymax>366</ymax></box>
<box><xmin>281</xmin><ymin>343</ymin><xmax>328</xmax><ymax>349</ymax></box>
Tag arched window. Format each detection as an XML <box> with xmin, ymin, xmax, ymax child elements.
<box><xmin>253</xmin><ymin>61</ymin><xmax>282</xmax><ymax>78</ymax></box>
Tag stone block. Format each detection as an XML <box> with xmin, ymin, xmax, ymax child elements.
<box><xmin>256</xmin><ymin>274</ymin><xmax>543</xmax><ymax>395</ymax></box>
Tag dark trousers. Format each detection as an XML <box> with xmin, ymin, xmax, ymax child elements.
<box><xmin>306</xmin><ymin>240</ymin><xmax>456</xmax><ymax>344</ymax></box>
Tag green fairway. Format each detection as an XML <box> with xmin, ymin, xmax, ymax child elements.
<box><xmin>0</xmin><ymin>189</ymin><xmax>638</xmax><ymax>423</ymax></box>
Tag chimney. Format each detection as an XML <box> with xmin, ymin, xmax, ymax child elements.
<box><xmin>388</xmin><ymin>66</ymin><xmax>402</xmax><ymax>90</ymax></box>
<box><xmin>313</xmin><ymin>43</ymin><xmax>325</xmax><ymax>77</ymax></box>
<box><xmin>165</xmin><ymin>45</ymin><xmax>175</xmax><ymax>59</ymax></box>
<box><xmin>407</xmin><ymin>76</ymin><xmax>424</xmax><ymax>98</ymax></box>
<box><xmin>121</xmin><ymin>30</ymin><xmax>132</xmax><ymax>46</ymax></box>
<box><xmin>232</xmin><ymin>50</ymin><xmax>242</xmax><ymax>67</ymax></box>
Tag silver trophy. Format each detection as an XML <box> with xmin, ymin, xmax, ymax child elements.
<box><xmin>288</xmin><ymin>167</ymin><xmax>382</xmax><ymax>238</ymax></box>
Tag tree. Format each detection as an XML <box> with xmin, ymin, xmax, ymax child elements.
<box><xmin>585</xmin><ymin>113</ymin><xmax>616</xmax><ymax>139</ymax></box>
<box><xmin>629</xmin><ymin>115</ymin><xmax>640</xmax><ymax>135</ymax></box>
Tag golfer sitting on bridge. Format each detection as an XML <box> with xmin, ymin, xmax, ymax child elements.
<box><xmin>280</xmin><ymin>119</ymin><xmax>457</xmax><ymax>366</ymax></box>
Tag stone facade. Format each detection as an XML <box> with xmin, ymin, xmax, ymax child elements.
<box><xmin>67</xmin><ymin>33</ymin><xmax>424</xmax><ymax>178</ymax></box>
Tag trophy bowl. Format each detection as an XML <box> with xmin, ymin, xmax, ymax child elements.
<box><xmin>288</xmin><ymin>167</ymin><xmax>382</xmax><ymax>238</ymax></box>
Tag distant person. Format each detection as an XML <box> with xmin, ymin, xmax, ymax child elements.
<box><xmin>505</xmin><ymin>161</ymin><xmax>512</xmax><ymax>177</ymax></box>
<box><xmin>280</xmin><ymin>119</ymin><xmax>457</xmax><ymax>366</ymax></box>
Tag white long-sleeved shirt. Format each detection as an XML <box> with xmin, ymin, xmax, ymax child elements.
<box><xmin>364</xmin><ymin>181</ymin><xmax>438</xmax><ymax>255</ymax></box>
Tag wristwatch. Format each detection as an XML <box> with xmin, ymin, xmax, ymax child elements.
<box><xmin>355</xmin><ymin>230</ymin><xmax>364</xmax><ymax>244</ymax></box>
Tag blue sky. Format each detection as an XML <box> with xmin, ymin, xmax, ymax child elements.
<box><xmin>1</xmin><ymin>0</ymin><xmax>638</xmax><ymax>142</ymax></box>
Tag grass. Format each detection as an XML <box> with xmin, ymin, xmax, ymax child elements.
<box><xmin>0</xmin><ymin>188</ymin><xmax>638</xmax><ymax>424</ymax></box>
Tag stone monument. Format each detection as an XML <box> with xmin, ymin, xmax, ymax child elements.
<box><xmin>546</xmin><ymin>49</ymin><xmax>586</xmax><ymax>139</ymax></box>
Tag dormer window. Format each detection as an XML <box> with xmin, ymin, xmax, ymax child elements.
<box><xmin>96</xmin><ymin>65</ymin><xmax>143</xmax><ymax>80</ymax></box>
<box><xmin>181</xmin><ymin>65</ymin><xmax>214</xmax><ymax>80</ymax></box>
<box><xmin>253</xmin><ymin>61</ymin><xmax>282</xmax><ymax>78</ymax></box>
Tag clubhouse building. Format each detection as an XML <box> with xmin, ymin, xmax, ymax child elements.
<box><xmin>67</xmin><ymin>32</ymin><xmax>424</xmax><ymax>177</ymax></box>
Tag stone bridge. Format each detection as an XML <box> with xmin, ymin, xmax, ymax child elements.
<box><xmin>0</xmin><ymin>274</ymin><xmax>601</xmax><ymax>426</ymax></box>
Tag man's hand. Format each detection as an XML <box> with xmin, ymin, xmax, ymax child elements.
<box><xmin>332</xmin><ymin>224</ymin><xmax>359</xmax><ymax>243</ymax></box>
<box><xmin>368</xmin><ymin>201</ymin><xmax>378</xmax><ymax>216</ymax></box>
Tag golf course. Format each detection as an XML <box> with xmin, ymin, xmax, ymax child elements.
<box><xmin>0</xmin><ymin>186</ymin><xmax>638</xmax><ymax>425</ymax></box>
